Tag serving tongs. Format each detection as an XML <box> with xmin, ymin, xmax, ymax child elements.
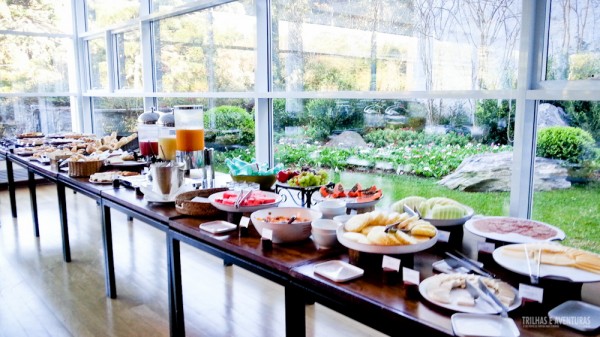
<box><xmin>234</xmin><ymin>189</ymin><xmax>253</xmax><ymax>209</ymax></box>
<box><xmin>524</xmin><ymin>245</ymin><xmax>542</xmax><ymax>284</ymax></box>
<box><xmin>477</xmin><ymin>278</ymin><xmax>509</xmax><ymax>317</ymax></box>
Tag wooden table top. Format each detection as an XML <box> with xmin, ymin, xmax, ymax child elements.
<box><xmin>291</xmin><ymin>248</ymin><xmax>594</xmax><ymax>337</ymax></box>
<box><xmin>101</xmin><ymin>186</ymin><xmax>184</xmax><ymax>223</ymax></box>
<box><xmin>170</xmin><ymin>217</ymin><xmax>343</xmax><ymax>274</ymax></box>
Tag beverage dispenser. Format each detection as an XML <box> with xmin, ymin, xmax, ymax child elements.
<box><xmin>174</xmin><ymin>105</ymin><xmax>204</xmax><ymax>174</ymax></box>
<box><xmin>157</xmin><ymin>111</ymin><xmax>176</xmax><ymax>161</ymax></box>
<box><xmin>137</xmin><ymin>107</ymin><xmax>160</xmax><ymax>158</ymax></box>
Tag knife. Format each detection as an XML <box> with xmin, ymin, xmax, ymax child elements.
<box><xmin>478</xmin><ymin>278</ymin><xmax>509</xmax><ymax>317</ymax></box>
<box><xmin>452</xmin><ymin>250</ymin><xmax>496</xmax><ymax>278</ymax></box>
<box><xmin>444</xmin><ymin>252</ymin><xmax>493</xmax><ymax>278</ymax></box>
<box><xmin>403</xmin><ymin>204</ymin><xmax>420</xmax><ymax>218</ymax></box>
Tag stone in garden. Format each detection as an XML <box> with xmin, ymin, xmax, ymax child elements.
<box><xmin>438</xmin><ymin>152</ymin><xmax>570</xmax><ymax>192</ymax></box>
<box><xmin>537</xmin><ymin>103</ymin><xmax>568</xmax><ymax>129</ymax></box>
<box><xmin>346</xmin><ymin>156</ymin><xmax>373</xmax><ymax>168</ymax></box>
<box><xmin>375</xmin><ymin>161</ymin><xmax>394</xmax><ymax>171</ymax></box>
<box><xmin>325</xmin><ymin>131</ymin><xmax>368</xmax><ymax>149</ymax></box>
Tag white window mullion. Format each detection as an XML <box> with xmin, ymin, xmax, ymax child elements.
<box><xmin>140</xmin><ymin>0</ymin><xmax>155</xmax><ymax>109</ymax></box>
<box><xmin>105</xmin><ymin>30</ymin><xmax>116</xmax><ymax>93</ymax></box>
<box><xmin>74</xmin><ymin>0</ymin><xmax>93</xmax><ymax>133</ymax></box>
<box><xmin>255</xmin><ymin>0</ymin><xmax>273</xmax><ymax>167</ymax></box>
<box><xmin>509</xmin><ymin>0</ymin><xmax>548</xmax><ymax>218</ymax></box>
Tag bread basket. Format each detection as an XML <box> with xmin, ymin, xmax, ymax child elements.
<box><xmin>175</xmin><ymin>187</ymin><xmax>228</xmax><ymax>217</ymax></box>
<box><xmin>68</xmin><ymin>160</ymin><xmax>103</xmax><ymax>177</ymax></box>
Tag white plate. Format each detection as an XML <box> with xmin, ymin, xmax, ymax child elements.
<box><xmin>548</xmin><ymin>300</ymin><xmax>600</xmax><ymax>331</ymax></box>
<box><xmin>423</xmin><ymin>206</ymin><xmax>475</xmax><ymax>227</ymax></box>
<box><xmin>493</xmin><ymin>244</ymin><xmax>600</xmax><ymax>283</ymax></box>
<box><xmin>452</xmin><ymin>313</ymin><xmax>520</xmax><ymax>337</ymax></box>
<box><xmin>108</xmin><ymin>160</ymin><xmax>147</xmax><ymax>167</ymax></box>
<box><xmin>465</xmin><ymin>216</ymin><xmax>566</xmax><ymax>243</ymax></box>
<box><xmin>199</xmin><ymin>220</ymin><xmax>237</xmax><ymax>234</ymax></box>
<box><xmin>208</xmin><ymin>190</ymin><xmax>282</xmax><ymax>213</ymax></box>
<box><xmin>144</xmin><ymin>197</ymin><xmax>175</xmax><ymax>204</ymax></box>
<box><xmin>313</xmin><ymin>260</ymin><xmax>364</xmax><ymax>282</ymax></box>
<box><xmin>419</xmin><ymin>274</ymin><xmax>521</xmax><ymax>314</ymax></box>
<box><xmin>336</xmin><ymin>226</ymin><xmax>438</xmax><ymax>255</ymax></box>
<box><xmin>314</xmin><ymin>193</ymin><xmax>382</xmax><ymax>209</ymax></box>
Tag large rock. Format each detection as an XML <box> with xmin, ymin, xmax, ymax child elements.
<box><xmin>325</xmin><ymin>131</ymin><xmax>368</xmax><ymax>149</ymax></box>
<box><xmin>438</xmin><ymin>152</ymin><xmax>570</xmax><ymax>192</ymax></box>
<box><xmin>537</xmin><ymin>103</ymin><xmax>568</xmax><ymax>129</ymax></box>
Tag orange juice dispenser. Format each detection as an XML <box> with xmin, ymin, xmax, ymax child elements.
<box><xmin>174</xmin><ymin>105</ymin><xmax>204</xmax><ymax>174</ymax></box>
<box><xmin>157</xmin><ymin>112</ymin><xmax>176</xmax><ymax>161</ymax></box>
<box><xmin>137</xmin><ymin>107</ymin><xmax>160</xmax><ymax>158</ymax></box>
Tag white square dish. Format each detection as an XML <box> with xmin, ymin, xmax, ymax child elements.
<box><xmin>451</xmin><ymin>313</ymin><xmax>520</xmax><ymax>337</ymax></box>
<box><xmin>199</xmin><ymin>220</ymin><xmax>237</xmax><ymax>234</ymax></box>
<box><xmin>548</xmin><ymin>300</ymin><xmax>600</xmax><ymax>331</ymax></box>
<box><xmin>313</xmin><ymin>260</ymin><xmax>364</xmax><ymax>282</ymax></box>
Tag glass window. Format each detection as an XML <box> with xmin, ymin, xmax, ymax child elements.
<box><xmin>88</xmin><ymin>37</ymin><xmax>108</xmax><ymax>90</ymax></box>
<box><xmin>156</xmin><ymin>97</ymin><xmax>255</xmax><ymax>172</ymax></box>
<box><xmin>271</xmin><ymin>0</ymin><xmax>521</xmax><ymax>92</ymax></box>
<box><xmin>533</xmin><ymin>101</ymin><xmax>600</xmax><ymax>252</ymax></box>
<box><xmin>0</xmin><ymin>0</ymin><xmax>72</xmax><ymax>34</ymax></box>
<box><xmin>153</xmin><ymin>1</ymin><xmax>256</xmax><ymax>92</ymax></box>
<box><xmin>272</xmin><ymin>97</ymin><xmax>512</xmax><ymax>213</ymax></box>
<box><xmin>151</xmin><ymin>0</ymin><xmax>197</xmax><ymax>13</ymax></box>
<box><xmin>0</xmin><ymin>97</ymin><xmax>72</xmax><ymax>136</ymax></box>
<box><xmin>0</xmin><ymin>35</ymin><xmax>71</xmax><ymax>93</ymax></box>
<box><xmin>546</xmin><ymin>0</ymin><xmax>600</xmax><ymax>80</ymax></box>
<box><xmin>115</xmin><ymin>29</ymin><xmax>142</xmax><ymax>90</ymax></box>
<box><xmin>85</xmin><ymin>0</ymin><xmax>140</xmax><ymax>32</ymax></box>
<box><xmin>92</xmin><ymin>97</ymin><xmax>143</xmax><ymax>136</ymax></box>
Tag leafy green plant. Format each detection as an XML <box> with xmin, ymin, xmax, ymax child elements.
<box><xmin>204</xmin><ymin>105</ymin><xmax>255</xmax><ymax>146</ymax></box>
<box><xmin>475</xmin><ymin>99</ymin><xmax>515</xmax><ymax>145</ymax></box>
<box><xmin>537</xmin><ymin>126</ymin><xmax>596</xmax><ymax>163</ymax></box>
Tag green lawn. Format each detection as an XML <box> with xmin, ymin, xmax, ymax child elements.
<box><xmin>335</xmin><ymin>171</ymin><xmax>600</xmax><ymax>253</ymax></box>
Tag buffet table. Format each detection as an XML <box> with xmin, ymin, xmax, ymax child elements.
<box><xmin>2</xmin><ymin>148</ymin><xmax>598</xmax><ymax>337</ymax></box>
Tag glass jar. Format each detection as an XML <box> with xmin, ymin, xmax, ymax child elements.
<box><xmin>137</xmin><ymin>107</ymin><xmax>160</xmax><ymax>157</ymax></box>
<box><xmin>157</xmin><ymin>112</ymin><xmax>176</xmax><ymax>161</ymax></box>
<box><xmin>174</xmin><ymin>105</ymin><xmax>204</xmax><ymax>152</ymax></box>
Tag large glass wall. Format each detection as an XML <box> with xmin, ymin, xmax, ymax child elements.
<box><xmin>153</xmin><ymin>1</ymin><xmax>256</xmax><ymax>92</ymax></box>
<box><xmin>9</xmin><ymin>0</ymin><xmax>585</xmax><ymax>253</ymax></box>
<box><xmin>0</xmin><ymin>0</ymin><xmax>75</xmax><ymax>136</ymax></box>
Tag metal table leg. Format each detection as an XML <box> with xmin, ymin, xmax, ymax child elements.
<box><xmin>168</xmin><ymin>234</ymin><xmax>185</xmax><ymax>337</ymax></box>
<box><xmin>101</xmin><ymin>203</ymin><xmax>117</xmax><ymax>298</ymax></box>
<box><xmin>285</xmin><ymin>284</ymin><xmax>306</xmax><ymax>337</ymax></box>
<box><xmin>56</xmin><ymin>184</ymin><xmax>71</xmax><ymax>262</ymax></box>
<box><xmin>28</xmin><ymin>170</ymin><xmax>39</xmax><ymax>237</ymax></box>
<box><xmin>6</xmin><ymin>158</ymin><xmax>17</xmax><ymax>218</ymax></box>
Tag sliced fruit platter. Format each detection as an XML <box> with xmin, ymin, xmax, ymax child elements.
<box><xmin>209</xmin><ymin>190</ymin><xmax>282</xmax><ymax>213</ymax></box>
<box><xmin>390</xmin><ymin>196</ymin><xmax>474</xmax><ymax>227</ymax></box>
<box><xmin>317</xmin><ymin>182</ymin><xmax>383</xmax><ymax>208</ymax></box>
<box><xmin>276</xmin><ymin>166</ymin><xmax>329</xmax><ymax>188</ymax></box>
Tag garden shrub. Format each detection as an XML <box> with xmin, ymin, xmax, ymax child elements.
<box><xmin>536</xmin><ymin>126</ymin><xmax>596</xmax><ymax>163</ymax></box>
<box><xmin>204</xmin><ymin>105</ymin><xmax>255</xmax><ymax>146</ymax></box>
<box><xmin>475</xmin><ymin>99</ymin><xmax>515</xmax><ymax>145</ymax></box>
<box><xmin>304</xmin><ymin>99</ymin><xmax>364</xmax><ymax>141</ymax></box>
<box><xmin>364</xmin><ymin>129</ymin><xmax>472</xmax><ymax>148</ymax></box>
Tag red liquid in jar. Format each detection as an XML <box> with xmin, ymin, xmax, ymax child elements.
<box><xmin>140</xmin><ymin>141</ymin><xmax>159</xmax><ymax>156</ymax></box>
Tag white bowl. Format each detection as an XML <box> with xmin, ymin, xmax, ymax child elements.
<box><xmin>311</xmin><ymin>219</ymin><xmax>341</xmax><ymax>234</ymax></box>
<box><xmin>311</xmin><ymin>231</ymin><xmax>338</xmax><ymax>248</ymax></box>
<box><xmin>316</xmin><ymin>200</ymin><xmax>347</xmax><ymax>218</ymax></box>
<box><xmin>250</xmin><ymin>207</ymin><xmax>323</xmax><ymax>243</ymax></box>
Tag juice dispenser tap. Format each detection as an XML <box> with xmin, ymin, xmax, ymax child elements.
<box><xmin>137</xmin><ymin>107</ymin><xmax>160</xmax><ymax>159</ymax></box>
<box><xmin>157</xmin><ymin>111</ymin><xmax>176</xmax><ymax>161</ymax></box>
<box><xmin>174</xmin><ymin>105</ymin><xmax>204</xmax><ymax>175</ymax></box>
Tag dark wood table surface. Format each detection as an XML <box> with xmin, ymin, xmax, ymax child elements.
<box><xmin>290</xmin><ymin>247</ymin><xmax>596</xmax><ymax>337</ymax></box>
<box><xmin>101</xmin><ymin>186</ymin><xmax>184</xmax><ymax>225</ymax></box>
<box><xmin>170</xmin><ymin>217</ymin><xmax>343</xmax><ymax>274</ymax></box>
